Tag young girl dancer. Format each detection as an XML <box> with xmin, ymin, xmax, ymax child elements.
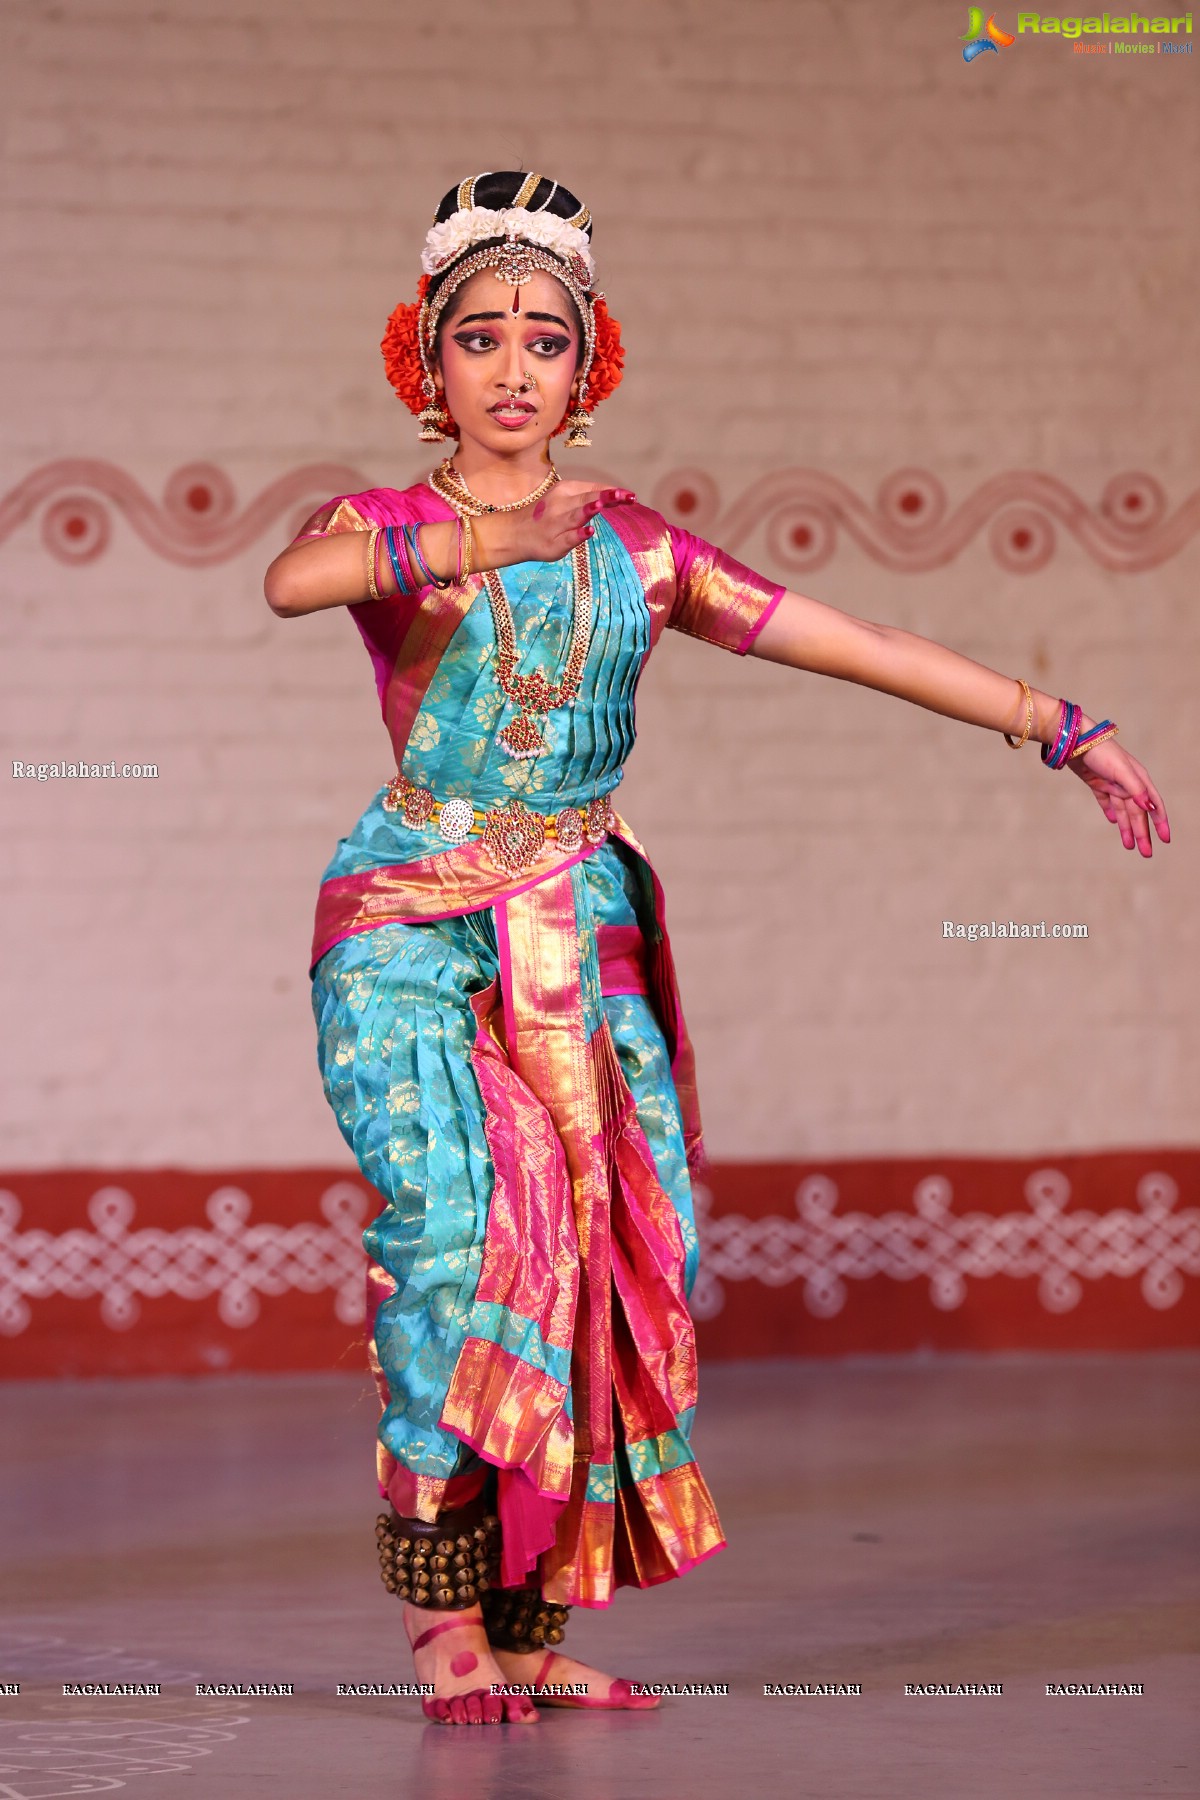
<box><xmin>265</xmin><ymin>169</ymin><xmax>1168</xmax><ymax>1725</ymax></box>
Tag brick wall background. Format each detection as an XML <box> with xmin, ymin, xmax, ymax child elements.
<box><xmin>2</xmin><ymin>0</ymin><xmax>1196</xmax><ymax>1174</ymax></box>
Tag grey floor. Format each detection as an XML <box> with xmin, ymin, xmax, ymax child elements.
<box><xmin>2</xmin><ymin>1353</ymin><xmax>1197</xmax><ymax>1799</ymax></box>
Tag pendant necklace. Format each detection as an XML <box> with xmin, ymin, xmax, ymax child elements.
<box><xmin>428</xmin><ymin>459</ymin><xmax>593</xmax><ymax>761</ymax></box>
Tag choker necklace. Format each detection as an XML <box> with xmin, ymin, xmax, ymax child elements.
<box><xmin>430</xmin><ymin>458</ymin><xmax>559</xmax><ymax>517</ymax></box>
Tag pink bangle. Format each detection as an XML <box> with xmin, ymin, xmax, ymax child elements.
<box><xmin>393</xmin><ymin>525</ymin><xmax>417</xmax><ymax>594</ymax></box>
<box><xmin>1041</xmin><ymin>701</ymin><xmax>1084</xmax><ymax>769</ymax></box>
<box><xmin>1060</xmin><ymin>707</ymin><xmax>1083</xmax><ymax>763</ymax></box>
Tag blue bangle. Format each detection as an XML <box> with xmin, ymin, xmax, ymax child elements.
<box><xmin>1072</xmin><ymin>718</ymin><xmax>1114</xmax><ymax>752</ymax></box>
<box><xmin>1041</xmin><ymin>700</ymin><xmax>1076</xmax><ymax>769</ymax></box>
<box><xmin>406</xmin><ymin>522</ymin><xmax>451</xmax><ymax>590</ymax></box>
<box><xmin>1043</xmin><ymin>702</ymin><xmax>1072</xmax><ymax>766</ymax></box>
<box><xmin>1047</xmin><ymin>701</ymin><xmax>1081</xmax><ymax>768</ymax></box>
<box><xmin>383</xmin><ymin>525</ymin><xmax>410</xmax><ymax>596</ymax></box>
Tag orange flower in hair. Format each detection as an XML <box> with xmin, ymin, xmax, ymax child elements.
<box><xmin>380</xmin><ymin>273</ymin><xmax>428</xmax><ymax>413</ymax></box>
<box><xmin>381</xmin><ymin>274</ymin><xmax>458</xmax><ymax>435</ymax></box>
<box><xmin>583</xmin><ymin>296</ymin><xmax>625</xmax><ymax>409</ymax></box>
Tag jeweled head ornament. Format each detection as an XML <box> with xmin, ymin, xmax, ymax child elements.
<box><xmin>381</xmin><ymin>170</ymin><xmax>625</xmax><ymax>447</ymax></box>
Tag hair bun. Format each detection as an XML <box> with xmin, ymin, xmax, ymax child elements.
<box><xmin>434</xmin><ymin>171</ymin><xmax>591</xmax><ymax>237</ymax></box>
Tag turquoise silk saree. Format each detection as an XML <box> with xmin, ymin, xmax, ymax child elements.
<box><xmin>296</xmin><ymin>481</ymin><xmax>784</xmax><ymax>1606</ymax></box>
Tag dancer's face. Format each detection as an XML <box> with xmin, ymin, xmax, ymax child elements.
<box><xmin>433</xmin><ymin>267</ymin><xmax>582</xmax><ymax>457</ymax></box>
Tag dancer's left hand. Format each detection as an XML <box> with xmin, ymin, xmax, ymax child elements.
<box><xmin>1068</xmin><ymin>737</ymin><xmax>1170</xmax><ymax>857</ymax></box>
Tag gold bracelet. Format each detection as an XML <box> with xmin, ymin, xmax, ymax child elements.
<box><xmin>365</xmin><ymin>527</ymin><xmax>382</xmax><ymax>601</ymax></box>
<box><xmin>451</xmin><ymin>514</ymin><xmax>475</xmax><ymax>587</ymax></box>
<box><xmin>1069</xmin><ymin>724</ymin><xmax>1119</xmax><ymax>759</ymax></box>
<box><xmin>1003</xmin><ymin>677</ymin><xmax>1034</xmax><ymax>749</ymax></box>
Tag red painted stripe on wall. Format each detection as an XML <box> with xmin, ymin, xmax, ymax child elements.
<box><xmin>1</xmin><ymin>1155</ymin><xmax>1196</xmax><ymax>1378</ymax></box>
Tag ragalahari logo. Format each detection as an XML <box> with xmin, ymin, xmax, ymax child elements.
<box><xmin>961</xmin><ymin>8</ymin><xmax>1017</xmax><ymax>57</ymax></box>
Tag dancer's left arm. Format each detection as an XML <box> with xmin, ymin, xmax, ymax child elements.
<box><xmin>749</xmin><ymin>589</ymin><xmax>1171</xmax><ymax>858</ymax></box>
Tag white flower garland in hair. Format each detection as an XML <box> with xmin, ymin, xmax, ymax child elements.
<box><xmin>422</xmin><ymin>207</ymin><xmax>595</xmax><ymax>283</ymax></box>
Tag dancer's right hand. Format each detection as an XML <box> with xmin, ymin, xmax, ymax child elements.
<box><xmin>484</xmin><ymin>482</ymin><xmax>638</xmax><ymax>567</ymax></box>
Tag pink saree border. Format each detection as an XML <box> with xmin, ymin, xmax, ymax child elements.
<box><xmin>309</xmin><ymin>837</ymin><xmax>601</xmax><ymax>973</ymax></box>
<box><xmin>736</xmin><ymin>582</ymin><xmax>786</xmax><ymax>654</ymax></box>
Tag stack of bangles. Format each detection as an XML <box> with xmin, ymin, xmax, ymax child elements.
<box><xmin>1003</xmin><ymin>678</ymin><xmax>1118</xmax><ymax>767</ymax></box>
<box><xmin>364</xmin><ymin>519</ymin><xmax>474</xmax><ymax>600</ymax></box>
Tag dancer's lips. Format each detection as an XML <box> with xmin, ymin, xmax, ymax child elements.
<box><xmin>488</xmin><ymin>403</ymin><xmax>536</xmax><ymax>428</ymax></box>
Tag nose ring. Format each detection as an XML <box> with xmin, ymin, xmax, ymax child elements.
<box><xmin>503</xmin><ymin>370</ymin><xmax>539</xmax><ymax>401</ymax></box>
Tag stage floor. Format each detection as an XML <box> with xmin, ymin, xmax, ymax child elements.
<box><xmin>3</xmin><ymin>1352</ymin><xmax>1196</xmax><ymax>1799</ymax></box>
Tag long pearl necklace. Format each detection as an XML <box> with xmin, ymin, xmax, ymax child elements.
<box><xmin>428</xmin><ymin>461</ymin><xmax>592</xmax><ymax>762</ymax></box>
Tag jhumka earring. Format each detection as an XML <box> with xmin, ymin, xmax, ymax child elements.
<box><xmin>418</xmin><ymin>376</ymin><xmax>450</xmax><ymax>444</ymax></box>
<box><xmin>564</xmin><ymin>385</ymin><xmax>591</xmax><ymax>448</ymax></box>
<box><xmin>564</xmin><ymin>402</ymin><xmax>592</xmax><ymax>449</ymax></box>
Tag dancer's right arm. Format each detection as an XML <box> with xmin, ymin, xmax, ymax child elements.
<box><xmin>263</xmin><ymin>483</ymin><xmax>635</xmax><ymax>617</ymax></box>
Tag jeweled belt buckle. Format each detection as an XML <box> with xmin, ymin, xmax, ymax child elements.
<box><xmin>481</xmin><ymin>797</ymin><xmax>547</xmax><ymax>875</ymax></box>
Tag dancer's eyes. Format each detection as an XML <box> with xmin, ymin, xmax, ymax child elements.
<box><xmin>451</xmin><ymin>332</ymin><xmax>571</xmax><ymax>357</ymax></box>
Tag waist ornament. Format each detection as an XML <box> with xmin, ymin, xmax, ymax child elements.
<box><xmin>382</xmin><ymin>773</ymin><xmax>617</xmax><ymax>876</ymax></box>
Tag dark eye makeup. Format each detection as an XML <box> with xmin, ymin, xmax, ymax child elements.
<box><xmin>451</xmin><ymin>331</ymin><xmax>571</xmax><ymax>357</ymax></box>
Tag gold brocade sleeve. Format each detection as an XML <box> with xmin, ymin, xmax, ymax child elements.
<box><xmin>288</xmin><ymin>496</ymin><xmax>371</xmax><ymax>544</ymax></box>
<box><xmin>666</xmin><ymin>524</ymin><xmax>787</xmax><ymax>656</ymax></box>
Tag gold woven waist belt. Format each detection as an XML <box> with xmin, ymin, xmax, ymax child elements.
<box><xmin>382</xmin><ymin>773</ymin><xmax>617</xmax><ymax>876</ymax></box>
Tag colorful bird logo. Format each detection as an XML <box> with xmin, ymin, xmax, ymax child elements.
<box><xmin>961</xmin><ymin>9</ymin><xmax>1016</xmax><ymax>60</ymax></box>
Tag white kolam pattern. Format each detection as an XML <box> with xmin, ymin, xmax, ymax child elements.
<box><xmin>0</xmin><ymin>1182</ymin><xmax>370</xmax><ymax>1336</ymax></box>
<box><xmin>0</xmin><ymin>1635</ymin><xmax>244</xmax><ymax>1799</ymax></box>
<box><xmin>0</xmin><ymin>1171</ymin><xmax>1196</xmax><ymax>1336</ymax></box>
<box><xmin>687</xmin><ymin>1169</ymin><xmax>1199</xmax><ymax>1320</ymax></box>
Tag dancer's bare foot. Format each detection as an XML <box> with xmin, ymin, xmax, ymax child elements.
<box><xmin>404</xmin><ymin>1603</ymin><xmax>539</xmax><ymax>1725</ymax></box>
<box><xmin>490</xmin><ymin>1644</ymin><xmax>661</xmax><ymax>1710</ymax></box>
